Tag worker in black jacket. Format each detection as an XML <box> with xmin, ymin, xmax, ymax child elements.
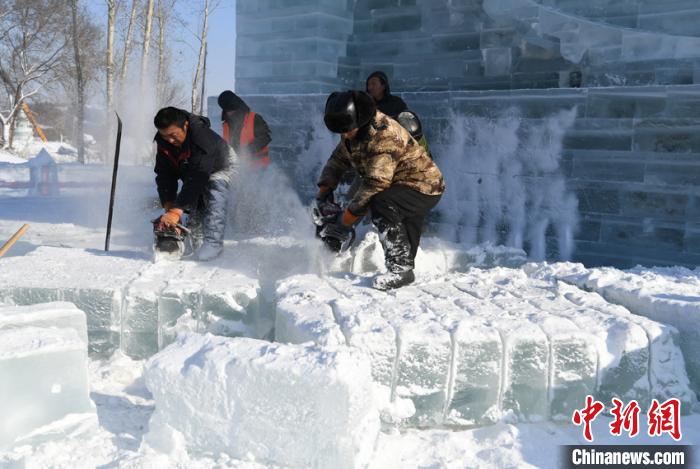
<box><xmin>365</xmin><ymin>71</ymin><xmax>408</xmax><ymax>119</ymax></box>
<box><xmin>153</xmin><ymin>106</ymin><xmax>239</xmax><ymax>260</ymax></box>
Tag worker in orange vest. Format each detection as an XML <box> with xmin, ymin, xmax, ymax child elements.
<box><xmin>217</xmin><ymin>90</ymin><xmax>272</xmax><ymax>169</ymax></box>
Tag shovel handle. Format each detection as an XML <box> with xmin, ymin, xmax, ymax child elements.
<box><xmin>0</xmin><ymin>224</ymin><xmax>29</xmax><ymax>258</ymax></box>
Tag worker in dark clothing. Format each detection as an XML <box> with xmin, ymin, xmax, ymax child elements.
<box><xmin>153</xmin><ymin>106</ymin><xmax>238</xmax><ymax>261</ymax></box>
<box><xmin>218</xmin><ymin>90</ymin><xmax>272</xmax><ymax>170</ymax></box>
<box><xmin>365</xmin><ymin>70</ymin><xmax>408</xmax><ymax>119</ymax></box>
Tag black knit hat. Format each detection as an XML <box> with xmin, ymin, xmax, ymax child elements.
<box><xmin>218</xmin><ymin>90</ymin><xmax>246</xmax><ymax>112</ymax></box>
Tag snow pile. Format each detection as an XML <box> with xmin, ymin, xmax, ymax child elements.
<box><xmin>0</xmin><ymin>149</ymin><xmax>28</xmax><ymax>164</ymax></box>
<box><xmin>275</xmin><ymin>267</ymin><xmax>695</xmax><ymax>427</ymax></box>
<box><xmin>18</xmin><ymin>141</ymin><xmax>82</xmax><ymax>164</ymax></box>
<box><xmin>333</xmin><ymin>231</ymin><xmax>527</xmax><ymax>278</ymax></box>
<box><xmin>275</xmin><ymin>273</ymin><xmax>347</xmax><ymax>347</ymax></box>
<box><xmin>144</xmin><ymin>333</ymin><xmax>379</xmax><ymax>468</ymax></box>
<box><xmin>529</xmin><ymin>262</ymin><xmax>700</xmax><ymax>394</ymax></box>
<box><xmin>0</xmin><ymin>303</ymin><xmax>93</xmax><ymax>450</ymax></box>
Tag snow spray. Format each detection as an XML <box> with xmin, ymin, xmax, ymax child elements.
<box><xmin>435</xmin><ymin>107</ymin><xmax>578</xmax><ymax>261</ymax></box>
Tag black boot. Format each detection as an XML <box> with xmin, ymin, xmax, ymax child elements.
<box><xmin>369</xmin><ymin>186</ymin><xmax>441</xmax><ymax>290</ymax></box>
<box><xmin>373</xmin><ymin>269</ymin><xmax>415</xmax><ymax>290</ymax></box>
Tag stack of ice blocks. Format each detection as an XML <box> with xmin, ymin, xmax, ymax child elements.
<box><xmin>0</xmin><ymin>247</ymin><xmax>148</xmax><ymax>355</ymax></box>
<box><xmin>0</xmin><ymin>247</ymin><xmax>263</xmax><ymax>358</ymax></box>
<box><xmin>275</xmin><ymin>267</ymin><xmax>695</xmax><ymax>426</ymax></box>
<box><xmin>535</xmin><ymin>262</ymin><xmax>700</xmax><ymax>395</ymax></box>
<box><xmin>0</xmin><ymin>302</ymin><xmax>93</xmax><ymax>449</ymax></box>
<box><xmin>155</xmin><ymin>260</ymin><xmax>263</xmax><ymax>355</ymax></box>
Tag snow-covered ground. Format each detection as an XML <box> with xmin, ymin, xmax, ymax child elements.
<box><xmin>2</xmin><ymin>348</ymin><xmax>697</xmax><ymax>469</ymax></box>
<box><xmin>0</xmin><ymin>160</ymin><xmax>698</xmax><ymax>468</ymax></box>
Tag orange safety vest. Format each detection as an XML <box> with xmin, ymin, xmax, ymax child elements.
<box><xmin>223</xmin><ymin>112</ymin><xmax>270</xmax><ymax>169</ymax></box>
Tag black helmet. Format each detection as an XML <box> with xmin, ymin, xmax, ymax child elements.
<box><xmin>397</xmin><ymin>110</ymin><xmax>423</xmax><ymax>140</ymax></box>
<box><xmin>324</xmin><ymin>91</ymin><xmax>376</xmax><ymax>134</ymax></box>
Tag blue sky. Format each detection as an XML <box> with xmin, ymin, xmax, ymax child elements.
<box><xmin>87</xmin><ymin>0</ymin><xmax>236</xmax><ymax>108</ymax></box>
<box><xmin>203</xmin><ymin>1</ymin><xmax>236</xmax><ymax>97</ymax></box>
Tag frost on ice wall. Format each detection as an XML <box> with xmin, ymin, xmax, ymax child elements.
<box><xmin>144</xmin><ymin>334</ymin><xmax>379</xmax><ymax>468</ymax></box>
<box><xmin>275</xmin><ymin>267</ymin><xmax>695</xmax><ymax>426</ymax></box>
<box><xmin>0</xmin><ymin>247</ymin><xmax>263</xmax><ymax>359</ymax></box>
<box><xmin>435</xmin><ymin>108</ymin><xmax>578</xmax><ymax>261</ymax></box>
<box><xmin>0</xmin><ymin>303</ymin><xmax>93</xmax><ymax>449</ymax></box>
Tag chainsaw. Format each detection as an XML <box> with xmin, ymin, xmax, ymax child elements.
<box><xmin>312</xmin><ymin>199</ymin><xmax>356</xmax><ymax>253</ymax></box>
<box><xmin>152</xmin><ymin>218</ymin><xmax>190</xmax><ymax>262</ymax></box>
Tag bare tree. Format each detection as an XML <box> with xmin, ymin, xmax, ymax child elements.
<box><xmin>191</xmin><ymin>0</ymin><xmax>213</xmax><ymax>113</ymax></box>
<box><xmin>140</xmin><ymin>0</ymin><xmax>155</xmax><ymax>87</ymax></box>
<box><xmin>119</xmin><ymin>0</ymin><xmax>139</xmax><ymax>85</ymax></box>
<box><xmin>155</xmin><ymin>0</ymin><xmax>179</xmax><ymax>106</ymax></box>
<box><xmin>0</xmin><ymin>0</ymin><xmax>70</xmax><ymax>149</ymax></box>
<box><xmin>58</xmin><ymin>0</ymin><xmax>102</xmax><ymax>162</ymax></box>
<box><xmin>106</xmin><ymin>0</ymin><xmax>116</xmax><ymax>114</ymax></box>
<box><xmin>70</xmin><ymin>0</ymin><xmax>85</xmax><ymax>162</ymax></box>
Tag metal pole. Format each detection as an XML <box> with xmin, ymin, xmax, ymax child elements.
<box><xmin>105</xmin><ymin>113</ymin><xmax>122</xmax><ymax>251</ymax></box>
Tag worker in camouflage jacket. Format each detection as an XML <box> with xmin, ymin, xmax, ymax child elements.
<box><xmin>317</xmin><ymin>90</ymin><xmax>445</xmax><ymax>290</ymax></box>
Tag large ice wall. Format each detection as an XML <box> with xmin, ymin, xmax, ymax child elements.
<box><xmin>236</xmin><ymin>1</ymin><xmax>355</xmax><ymax>94</ymax></box>
<box><xmin>232</xmin><ymin>0</ymin><xmax>700</xmax><ymax>269</ymax></box>
<box><xmin>0</xmin><ymin>247</ymin><xmax>263</xmax><ymax>359</ymax></box>
<box><xmin>275</xmin><ymin>267</ymin><xmax>695</xmax><ymax>426</ymax></box>
<box><xmin>236</xmin><ymin>0</ymin><xmax>700</xmax><ymax>93</ymax></box>
<box><xmin>0</xmin><ymin>303</ymin><xmax>93</xmax><ymax>449</ymax></box>
<box><xmin>144</xmin><ymin>333</ymin><xmax>379</xmax><ymax>468</ymax></box>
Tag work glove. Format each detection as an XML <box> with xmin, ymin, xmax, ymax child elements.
<box><xmin>160</xmin><ymin>208</ymin><xmax>183</xmax><ymax>227</ymax></box>
<box><xmin>315</xmin><ymin>185</ymin><xmax>334</xmax><ymax>207</ymax></box>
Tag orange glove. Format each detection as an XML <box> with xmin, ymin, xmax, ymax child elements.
<box><xmin>160</xmin><ymin>208</ymin><xmax>183</xmax><ymax>227</ymax></box>
<box><xmin>341</xmin><ymin>209</ymin><xmax>360</xmax><ymax>227</ymax></box>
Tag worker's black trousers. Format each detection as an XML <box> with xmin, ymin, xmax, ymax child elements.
<box><xmin>369</xmin><ymin>185</ymin><xmax>441</xmax><ymax>273</ymax></box>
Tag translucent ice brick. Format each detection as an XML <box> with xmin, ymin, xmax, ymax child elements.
<box><xmin>0</xmin><ymin>302</ymin><xmax>88</xmax><ymax>345</ymax></box>
<box><xmin>449</xmin><ymin>318</ymin><xmax>502</xmax><ymax>425</ymax></box>
<box><xmin>0</xmin><ymin>326</ymin><xmax>93</xmax><ymax>449</ymax></box>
